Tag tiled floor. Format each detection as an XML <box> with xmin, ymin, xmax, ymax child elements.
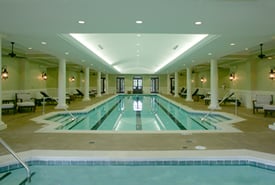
<box><xmin>1</xmin><ymin>94</ymin><xmax>275</xmax><ymax>155</ymax></box>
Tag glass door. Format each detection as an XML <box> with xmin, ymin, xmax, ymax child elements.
<box><xmin>151</xmin><ymin>77</ymin><xmax>159</xmax><ymax>93</ymax></box>
<box><xmin>133</xmin><ymin>76</ymin><xmax>143</xmax><ymax>94</ymax></box>
<box><xmin>116</xmin><ymin>77</ymin><xmax>125</xmax><ymax>93</ymax></box>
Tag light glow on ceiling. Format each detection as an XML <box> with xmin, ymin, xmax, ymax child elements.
<box><xmin>154</xmin><ymin>34</ymin><xmax>208</xmax><ymax>73</ymax></box>
<box><xmin>70</xmin><ymin>33</ymin><xmax>114</xmax><ymax>65</ymax></box>
<box><xmin>69</xmin><ymin>33</ymin><xmax>209</xmax><ymax>74</ymax></box>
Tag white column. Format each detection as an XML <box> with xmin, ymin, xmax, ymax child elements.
<box><xmin>167</xmin><ymin>74</ymin><xmax>170</xmax><ymax>94</ymax></box>
<box><xmin>0</xmin><ymin>36</ymin><xmax>7</xmax><ymax>130</ymax></box>
<box><xmin>174</xmin><ymin>72</ymin><xmax>179</xmax><ymax>97</ymax></box>
<box><xmin>186</xmin><ymin>67</ymin><xmax>193</xmax><ymax>101</ymax></box>
<box><xmin>97</xmin><ymin>71</ymin><xmax>102</xmax><ymax>97</ymax></box>
<box><xmin>55</xmin><ymin>58</ymin><xmax>68</xmax><ymax>109</ymax></box>
<box><xmin>208</xmin><ymin>59</ymin><xmax>221</xmax><ymax>110</ymax></box>
<box><xmin>105</xmin><ymin>74</ymin><xmax>109</xmax><ymax>94</ymax></box>
<box><xmin>83</xmin><ymin>67</ymin><xmax>90</xmax><ymax>101</ymax></box>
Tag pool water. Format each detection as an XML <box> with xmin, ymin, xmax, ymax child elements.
<box><xmin>1</xmin><ymin>160</ymin><xmax>275</xmax><ymax>185</ymax></box>
<box><xmin>45</xmin><ymin>95</ymin><xmax>231</xmax><ymax>131</ymax></box>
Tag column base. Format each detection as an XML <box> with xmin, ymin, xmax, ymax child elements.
<box><xmin>55</xmin><ymin>104</ymin><xmax>69</xmax><ymax>110</ymax></box>
<box><xmin>0</xmin><ymin>121</ymin><xmax>7</xmax><ymax>130</ymax></box>
<box><xmin>82</xmin><ymin>97</ymin><xmax>90</xmax><ymax>101</ymax></box>
<box><xmin>96</xmin><ymin>94</ymin><xmax>102</xmax><ymax>97</ymax></box>
<box><xmin>185</xmin><ymin>98</ymin><xmax>193</xmax><ymax>102</ymax></box>
<box><xmin>208</xmin><ymin>104</ymin><xmax>221</xmax><ymax>110</ymax></box>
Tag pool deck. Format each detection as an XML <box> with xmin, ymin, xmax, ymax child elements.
<box><xmin>1</xmin><ymin>94</ymin><xmax>275</xmax><ymax>156</ymax></box>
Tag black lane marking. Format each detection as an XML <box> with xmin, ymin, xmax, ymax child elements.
<box><xmin>91</xmin><ymin>101</ymin><xmax>121</xmax><ymax>130</ymax></box>
<box><xmin>155</xmin><ymin>101</ymin><xmax>187</xmax><ymax>130</ymax></box>
<box><xmin>136</xmin><ymin>111</ymin><xmax>142</xmax><ymax>130</ymax></box>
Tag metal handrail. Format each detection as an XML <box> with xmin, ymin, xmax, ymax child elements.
<box><xmin>0</xmin><ymin>138</ymin><xmax>32</xmax><ymax>183</ymax></box>
<box><xmin>201</xmin><ymin>91</ymin><xmax>239</xmax><ymax>122</ymax></box>
<box><xmin>42</xmin><ymin>97</ymin><xmax>76</xmax><ymax>121</ymax></box>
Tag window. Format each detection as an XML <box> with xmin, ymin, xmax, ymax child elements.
<box><xmin>101</xmin><ymin>77</ymin><xmax>105</xmax><ymax>94</ymax></box>
<box><xmin>170</xmin><ymin>77</ymin><xmax>175</xmax><ymax>94</ymax></box>
<box><xmin>116</xmin><ymin>77</ymin><xmax>125</xmax><ymax>93</ymax></box>
<box><xmin>151</xmin><ymin>77</ymin><xmax>159</xmax><ymax>93</ymax></box>
<box><xmin>133</xmin><ymin>76</ymin><xmax>143</xmax><ymax>94</ymax></box>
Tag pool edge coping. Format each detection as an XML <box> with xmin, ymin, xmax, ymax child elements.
<box><xmin>1</xmin><ymin>149</ymin><xmax>275</xmax><ymax>168</ymax></box>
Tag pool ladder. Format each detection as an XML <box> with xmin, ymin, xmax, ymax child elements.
<box><xmin>0</xmin><ymin>138</ymin><xmax>34</xmax><ymax>184</ymax></box>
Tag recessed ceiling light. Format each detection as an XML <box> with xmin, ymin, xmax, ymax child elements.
<box><xmin>173</xmin><ymin>45</ymin><xmax>179</xmax><ymax>50</ymax></box>
<box><xmin>195</xmin><ymin>21</ymin><xmax>202</xmax><ymax>25</ymax></box>
<box><xmin>98</xmin><ymin>44</ymin><xmax>104</xmax><ymax>50</ymax></box>
<box><xmin>137</xmin><ymin>34</ymin><xmax>141</xmax><ymax>37</ymax></box>
<box><xmin>78</xmin><ymin>20</ymin><xmax>85</xmax><ymax>24</ymax></box>
<box><xmin>65</xmin><ymin>52</ymin><xmax>69</xmax><ymax>55</ymax></box>
<box><xmin>41</xmin><ymin>41</ymin><xmax>47</xmax><ymax>45</ymax></box>
<box><xmin>230</xmin><ymin>43</ymin><xmax>236</xmax><ymax>46</ymax></box>
<box><xmin>245</xmin><ymin>48</ymin><xmax>249</xmax><ymax>51</ymax></box>
<box><xmin>208</xmin><ymin>52</ymin><xmax>212</xmax><ymax>56</ymax></box>
<box><xmin>81</xmin><ymin>60</ymin><xmax>86</xmax><ymax>62</ymax></box>
<box><xmin>136</xmin><ymin>20</ymin><xmax>143</xmax><ymax>24</ymax></box>
<box><xmin>28</xmin><ymin>47</ymin><xmax>32</xmax><ymax>50</ymax></box>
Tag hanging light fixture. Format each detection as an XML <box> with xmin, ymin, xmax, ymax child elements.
<box><xmin>42</xmin><ymin>72</ymin><xmax>47</xmax><ymax>80</ymax></box>
<box><xmin>200</xmin><ymin>77</ymin><xmax>206</xmax><ymax>83</ymax></box>
<box><xmin>1</xmin><ymin>66</ymin><xmax>8</xmax><ymax>80</ymax></box>
<box><xmin>269</xmin><ymin>69</ymin><xmax>275</xmax><ymax>80</ymax></box>
<box><xmin>229</xmin><ymin>73</ymin><xmax>235</xmax><ymax>81</ymax></box>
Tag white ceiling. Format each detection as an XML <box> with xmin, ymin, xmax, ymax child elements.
<box><xmin>1</xmin><ymin>0</ymin><xmax>275</xmax><ymax>74</ymax></box>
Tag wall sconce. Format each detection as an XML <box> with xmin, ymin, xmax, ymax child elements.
<box><xmin>229</xmin><ymin>73</ymin><xmax>235</xmax><ymax>81</ymax></box>
<box><xmin>269</xmin><ymin>69</ymin><xmax>275</xmax><ymax>80</ymax></box>
<box><xmin>200</xmin><ymin>77</ymin><xmax>206</xmax><ymax>83</ymax></box>
<box><xmin>1</xmin><ymin>66</ymin><xmax>8</xmax><ymax>80</ymax></box>
<box><xmin>42</xmin><ymin>72</ymin><xmax>47</xmax><ymax>80</ymax></box>
<box><xmin>70</xmin><ymin>76</ymin><xmax>75</xmax><ymax>82</ymax></box>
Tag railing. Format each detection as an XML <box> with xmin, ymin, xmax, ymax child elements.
<box><xmin>42</xmin><ymin>97</ymin><xmax>76</xmax><ymax>121</ymax></box>
<box><xmin>0</xmin><ymin>138</ymin><xmax>32</xmax><ymax>183</ymax></box>
<box><xmin>201</xmin><ymin>92</ymin><xmax>239</xmax><ymax>122</ymax></box>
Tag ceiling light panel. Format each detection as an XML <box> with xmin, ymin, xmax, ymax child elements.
<box><xmin>70</xmin><ymin>33</ymin><xmax>208</xmax><ymax>74</ymax></box>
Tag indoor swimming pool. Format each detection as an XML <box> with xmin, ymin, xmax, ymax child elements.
<box><xmin>1</xmin><ymin>156</ymin><xmax>275</xmax><ymax>185</ymax></box>
<box><xmin>34</xmin><ymin>94</ymin><xmax>243</xmax><ymax>132</ymax></box>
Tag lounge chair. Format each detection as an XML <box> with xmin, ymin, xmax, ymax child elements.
<box><xmin>74</xmin><ymin>89</ymin><xmax>84</xmax><ymax>98</ymax></box>
<box><xmin>2</xmin><ymin>100</ymin><xmax>16</xmax><ymax>114</ymax></box>
<box><xmin>89</xmin><ymin>89</ymin><xmax>97</xmax><ymax>97</ymax></box>
<box><xmin>40</xmin><ymin>91</ymin><xmax>71</xmax><ymax>104</ymax></box>
<box><xmin>180</xmin><ymin>89</ymin><xmax>188</xmax><ymax>98</ymax></box>
<box><xmin>219</xmin><ymin>92</ymin><xmax>241</xmax><ymax>106</ymax></box>
<box><xmin>192</xmin><ymin>88</ymin><xmax>200</xmax><ymax>101</ymax></box>
<box><xmin>40</xmin><ymin>91</ymin><xmax>57</xmax><ymax>105</ymax></box>
<box><xmin>192</xmin><ymin>88</ymin><xmax>199</xmax><ymax>96</ymax></box>
<box><xmin>16</xmin><ymin>93</ymin><xmax>36</xmax><ymax>112</ymax></box>
<box><xmin>178</xmin><ymin>87</ymin><xmax>185</xmax><ymax>97</ymax></box>
<box><xmin>253</xmin><ymin>94</ymin><xmax>273</xmax><ymax>114</ymax></box>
